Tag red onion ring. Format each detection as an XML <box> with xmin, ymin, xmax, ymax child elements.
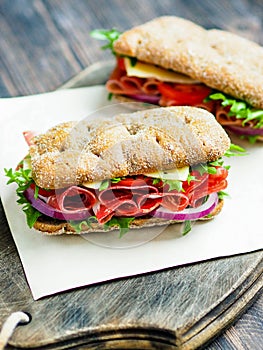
<box><xmin>24</xmin><ymin>187</ymin><xmax>92</xmax><ymax>221</ymax></box>
<box><xmin>151</xmin><ymin>192</ymin><xmax>218</xmax><ymax>221</ymax></box>
<box><xmin>24</xmin><ymin>187</ymin><xmax>218</xmax><ymax>223</ymax></box>
<box><xmin>226</xmin><ymin>125</ymin><xmax>263</xmax><ymax>136</ymax></box>
<box><xmin>127</xmin><ymin>94</ymin><xmax>160</xmax><ymax>104</ymax></box>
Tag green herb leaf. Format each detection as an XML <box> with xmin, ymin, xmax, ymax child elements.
<box><xmin>188</xmin><ymin>144</ymin><xmax>246</xmax><ymax>192</ymax></box>
<box><xmin>129</xmin><ymin>57</ymin><xmax>138</xmax><ymax>67</ymax></box>
<box><xmin>217</xmin><ymin>191</ymin><xmax>230</xmax><ymax>200</ymax></box>
<box><xmin>34</xmin><ymin>185</ymin><xmax>39</xmax><ymax>199</ymax></box>
<box><xmin>187</xmin><ymin>174</ymin><xmax>197</xmax><ymax>185</ymax></box>
<box><xmin>192</xmin><ymin>159</ymin><xmax>230</xmax><ymax>177</ymax></box>
<box><xmin>23</xmin><ymin>203</ymin><xmax>42</xmax><ymax>228</ymax></box>
<box><xmin>4</xmin><ymin>163</ymin><xmax>43</xmax><ymax>228</ymax></box>
<box><xmin>90</xmin><ymin>29</ymin><xmax>121</xmax><ymax>54</ymax></box>
<box><xmin>163</xmin><ymin>179</ymin><xmax>183</xmax><ymax>192</ymax></box>
<box><xmin>182</xmin><ymin>220</ymin><xmax>192</xmax><ymax>236</ymax></box>
<box><xmin>224</xmin><ymin>143</ymin><xmax>247</xmax><ymax>158</ymax></box>
<box><xmin>209</xmin><ymin>159</ymin><xmax>224</xmax><ymax>167</ymax></box>
<box><xmin>14</xmin><ymin>188</ymin><xmax>42</xmax><ymax>228</ymax></box>
<box><xmin>99</xmin><ymin>180</ymin><xmax>110</xmax><ymax>191</ymax></box>
<box><xmin>5</xmin><ymin>167</ymin><xmax>33</xmax><ymax>187</ymax></box>
<box><xmin>193</xmin><ymin>163</ymin><xmax>208</xmax><ymax>176</ymax></box>
<box><xmin>152</xmin><ymin>178</ymin><xmax>161</xmax><ymax>185</ymax></box>
<box><xmin>111</xmin><ymin>177</ymin><xmax>124</xmax><ymax>183</ymax></box>
<box><xmin>69</xmin><ymin>216</ymin><xmax>98</xmax><ymax>233</ymax></box>
<box><xmin>247</xmin><ymin>135</ymin><xmax>260</xmax><ymax>144</ymax></box>
<box><xmin>104</xmin><ymin>217</ymin><xmax>135</xmax><ymax>237</ymax></box>
<box><xmin>108</xmin><ymin>92</ymin><xmax>113</xmax><ymax>101</ymax></box>
<box><xmin>207</xmin><ymin>166</ymin><xmax>217</xmax><ymax>175</ymax></box>
<box><xmin>205</xmin><ymin>213</ymin><xmax>213</xmax><ymax>219</ymax></box>
<box><xmin>208</xmin><ymin>92</ymin><xmax>263</xmax><ymax>131</ymax></box>
<box><xmin>208</xmin><ymin>92</ymin><xmax>226</xmax><ymax>101</ymax></box>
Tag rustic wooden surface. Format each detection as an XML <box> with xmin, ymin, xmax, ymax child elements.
<box><xmin>0</xmin><ymin>0</ymin><xmax>262</xmax><ymax>349</ymax></box>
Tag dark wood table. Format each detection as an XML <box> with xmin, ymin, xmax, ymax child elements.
<box><xmin>0</xmin><ymin>1</ymin><xmax>262</xmax><ymax>349</ymax></box>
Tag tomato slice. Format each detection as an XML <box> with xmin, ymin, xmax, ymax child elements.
<box><xmin>182</xmin><ymin>166</ymin><xmax>228</xmax><ymax>206</ymax></box>
<box><xmin>158</xmin><ymin>82</ymin><xmax>212</xmax><ymax>105</ymax></box>
<box><xmin>208</xmin><ymin>167</ymin><xmax>228</xmax><ymax>181</ymax></box>
<box><xmin>116</xmin><ymin>57</ymin><xmax>126</xmax><ymax>71</ymax></box>
<box><xmin>111</xmin><ymin>176</ymin><xmax>155</xmax><ymax>188</ymax></box>
<box><xmin>30</xmin><ymin>183</ymin><xmax>55</xmax><ymax>197</ymax></box>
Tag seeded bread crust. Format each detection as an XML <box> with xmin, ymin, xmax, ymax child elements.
<box><xmin>29</xmin><ymin>106</ymin><xmax>230</xmax><ymax>189</ymax></box>
<box><xmin>113</xmin><ymin>16</ymin><xmax>263</xmax><ymax>109</ymax></box>
<box><xmin>33</xmin><ymin>199</ymin><xmax>224</xmax><ymax>235</ymax></box>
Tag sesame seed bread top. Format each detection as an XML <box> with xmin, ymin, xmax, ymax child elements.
<box><xmin>113</xmin><ymin>16</ymin><xmax>263</xmax><ymax>109</ymax></box>
<box><xmin>29</xmin><ymin>106</ymin><xmax>230</xmax><ymax>189</ymax></box>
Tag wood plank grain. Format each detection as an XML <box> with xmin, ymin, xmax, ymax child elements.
<box><xmin>1</xmin><ymin>0</ymin><xmax>263</xmax><ymax>97</ymax></box>
<box><xmin>0</xmin><ymin>202</ymin><xmax>262</xmax><ymax>349</ymax></box>
<box><xmin>205</xmin><ymin>295</ymin><xmax>263</xmax><ymax>350</ymax></box>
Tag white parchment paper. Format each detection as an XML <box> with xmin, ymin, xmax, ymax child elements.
<box><xmin>0</xmin><ymin>86</ymin><xmax>262</xmax><ymax>300</ymax></box>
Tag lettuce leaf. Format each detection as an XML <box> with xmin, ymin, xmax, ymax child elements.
<box><xmin>90</xmin><ymin>29</ymin><xmax>121</xmax><ymax>54</ymax></box>
<box><xmin>69</xmin><ymin>217</ymin><xmax>98</xmax><ymax>233</ymax></box>
<box><xmin>104</xmin><ymin>217</ymin><xmax>135</xmax><ymax>237</ymax></box>
<box><xmin>4</xmin><ymin>166</ymin><xmax>41</xmax><ymax>228</ymax></box>
<box><xmin>208</xmin><ymin>92</ymin><xmax>263</xmax><ymax>129</ymax></box>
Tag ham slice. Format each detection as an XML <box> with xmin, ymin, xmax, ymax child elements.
<box><xmin>47</xmin><ymin>186</ymin><xmax>96</xmax><ymax>213</ymax></box>
<box><xmin>106</xmin><ymin>65</ymin><xmax>145</xmax><ymax>95</ymax></box>
<box><xmin>95</xmin><ymin>178</ymin><xmax>189</xmax><ymax>224</ymax></box>
<box><xmin>141</xmin><ymin>78</ymin><xmax>161</xmax><ymax>95</ymax></box>
<box><xmin>106</xmin><ymin>64</ymin><xmax>161</xmax><ymax>97</ymax></box>
<box><xmin>96</xmin><ymin>178</ymin><xmax>161</xmax><ymax>223</ymax></box>
<box><xmin>215</xmin><ymin>105</ymin><xmax>258</xmax><ymax>129</ymax></box>
<box><xmin>215</xmin><ymin>106</ymin><xmax>239</xmax><ymax>126</ymax></box>
<box><xmin>160</xmin><ymin>192</ymin><xmax>189</xmax><ymax>211</ymax></box>
<box><xmin>193</xmin><ymin>101</ymin><xmax>215</xmax><ymax>113</ymax></box>
<box><xmin>41</xmin><ymin>169</ymin><xmax>227</xmax><ymax>225</ymax></box>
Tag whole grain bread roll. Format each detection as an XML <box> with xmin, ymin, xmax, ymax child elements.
<box><xmin>30</xmin><ymin>106</ymin><xmax>230</xmax><ymax>189</ymax></box>
<box><xmin>113</xmin><ymin>16</ymin><xmax>263</xmax><ymax>109</ymax></box>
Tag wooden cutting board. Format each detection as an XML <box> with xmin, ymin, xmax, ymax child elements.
<box><xmin>0</xmin><ymin>62</ymin><xmax>262</xmax><ymax>349</ymax></box>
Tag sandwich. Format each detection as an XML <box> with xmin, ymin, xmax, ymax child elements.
<box><xmin>91</xmin><ymin>16</ymin><xmax>263</xmax><ymax>143</ymax></box>
<box><xmin>5</xmin><ymin>106</ymin><xmax>236</xmax><ymax>236</ymax></box>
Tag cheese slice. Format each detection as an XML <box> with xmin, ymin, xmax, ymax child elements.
<box><xmin>22</xmin><ymin>157</ymin><xmax>32</xmax><ymax>170</ymax></box>
<box><xmin>82</xmin><ymin>180</ymin><xmax>103</xmax><ymax>189</ymax></box>
<box><xmin>124</xmin><ymin>58</ymin><xmax>198</xmax><ymax>84</ymax></box>
<box><xmin>82</xmin><ymin>167</ymin><xmax>189</xmax><ymax>189</ymax></box>
<box><xmin>143</xmin><ymin>166</ymin><xmax>189</xmax><ymax>181</ymax></box>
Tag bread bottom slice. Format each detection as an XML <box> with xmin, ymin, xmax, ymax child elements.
<box><xmin>33</xmin><ymin>200</ymin><xmax>224</xmax><ymax>235</ymax></box>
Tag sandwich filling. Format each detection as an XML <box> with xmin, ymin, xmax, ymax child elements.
<box><xmin>6</xmin><ymin>156</ymin><xmax>228</xmax><ymax>235</ymax></box>
<box><xmin>107</xmin><ymin>56</ymin><xmax>263</xmax><ymax>143</ymax></box>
